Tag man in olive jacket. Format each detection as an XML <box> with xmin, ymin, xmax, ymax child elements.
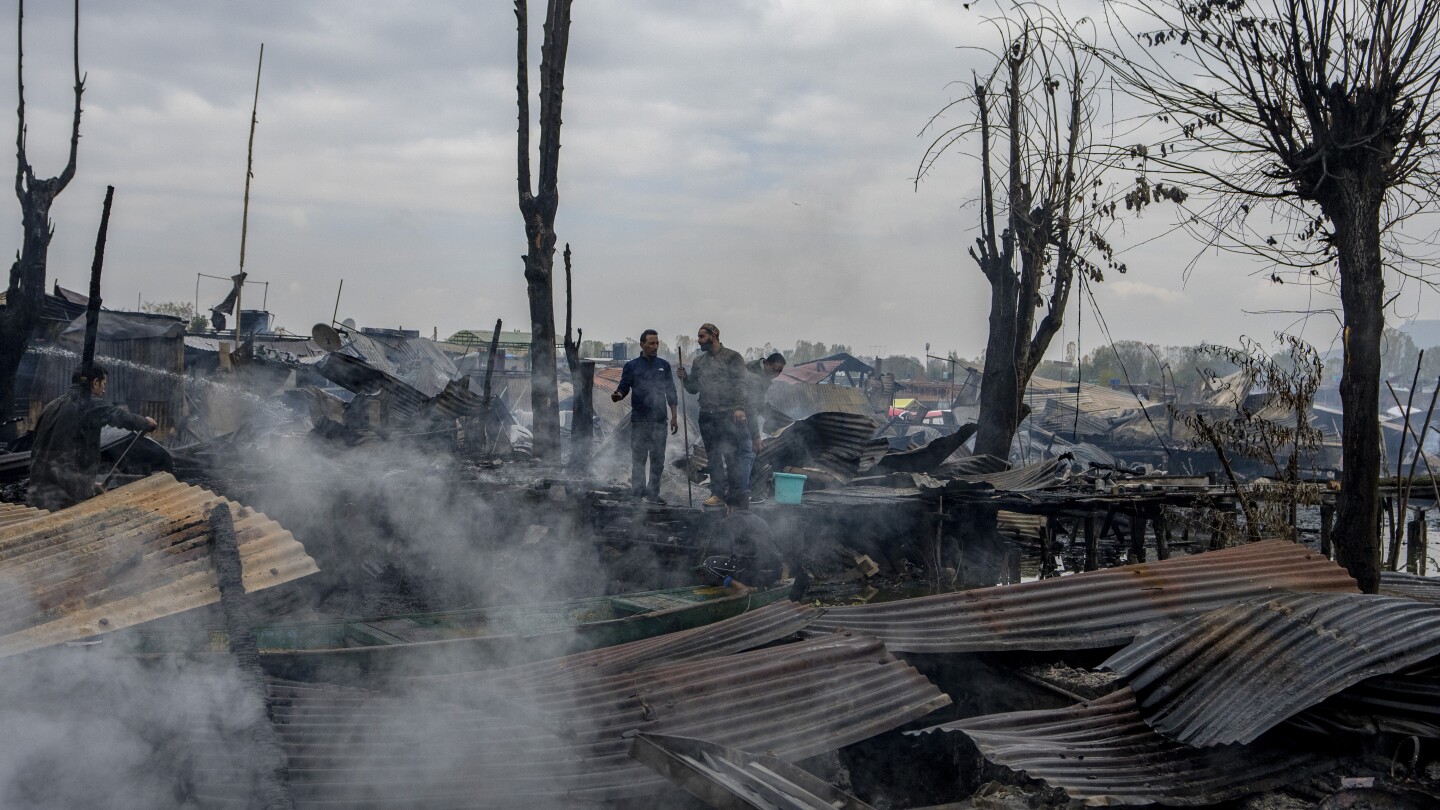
<box><xmin>676</xmin><ymin>323</ymin><xmax>755</xmax><ymax>507</ymax></box>
<box><xmin>28</xmin><ymin>364</ymin><xmax>156</xmax><ymax>511</ymax></box>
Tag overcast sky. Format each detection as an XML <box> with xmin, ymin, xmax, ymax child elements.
<box><xmin>0</xmin><ymin>0</ymin><xmax>1431</xmax><ymax>361</ymax></box>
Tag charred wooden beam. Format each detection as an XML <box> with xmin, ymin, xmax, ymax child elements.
<box><xmin>208</xmin><ymin>503</ymin><xmax>295</xmax><ymax>810</ymax></box>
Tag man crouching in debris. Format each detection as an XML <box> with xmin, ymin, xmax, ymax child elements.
<box><xmin>677</xmin><ymin>322</ymin><xmax>755</xmax><ymax>507</ymax></box>
<box><xmin>27</xmin><ymin>364</ymin><xmax>156</xmax><ymax>511</ymax></box>
<box><xmin>612</xmin><ymin>329</ymin><xmax>678</xmax><ymax>503</ymax></box>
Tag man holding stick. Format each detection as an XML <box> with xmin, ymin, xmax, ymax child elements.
<box><xmin>676</xmin><ymin>323</ymin><xmax>755</xmax><ymax>508</ymax></box>
<box><xmin>612</xmin><ymin>329</ymin><xmax>678</xmax><ymax>503</ymax></box>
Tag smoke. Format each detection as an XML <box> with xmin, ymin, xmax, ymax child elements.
<box><xmin>0</xmin><ymin>649</ymin><xmax>262</xmax><ymax>810</ymax></box>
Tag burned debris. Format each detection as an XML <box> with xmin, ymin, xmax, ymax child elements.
<box><xmin>0</xmin><ymin>2</ymin><xmax>1439</xmax><ymax>808</ymax></box>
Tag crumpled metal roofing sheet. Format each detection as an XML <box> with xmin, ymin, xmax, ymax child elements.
<box><xmin>315</xmin><ymin>352</ymin><xmax>428</xmax><ymax>420</ymax></box>
<box><xmin>211</xmin><ymin>632</ymin><xmax>948</xmax><ymax>807</ymax></box>
<box><xmin>1102</xmin><ymin>592</ymin><xmax>1440</xmax><ymax>747</ymax></box>
<box><xmin>0</xmin><ymin>473</ymin><xmax>317</xmax><ymax>657</ymax></box>
<box><xmin>913</xmin><ymin>687</ymin><xmax>1330</xmax><ymax>806</ymax></box>
<box><xmin>421</xmin><ymin>376</ymin><xmax>488</xmax><ymax>421</ymax></box>
<box><xmin>463</xmin><ymin>600</ymin><xmax>823</xmax><ymax>690</ymax></box>
<box><xmin>949</xmin><ymin>457</ymin><xmax>1068</xmax><ymax>491</ymax></box>
<box><xmin>1291</xmin><ymin>670</ymin><xmax>1440</xmax><ymax>739</ymax></box>
<box><xmin>756</xmin><ymin>412</ymin><xmax>888</xmax><ymax>483</ymax></box>
<box><xmin>629</xmin><ymin>732</ymin><xmax>876</xmax><ymax>810</ymax></box>
<box><xmin>811</xmin><ymin>540</ymin><xmax>1359</xmax><ymax>653</ymax></box>
<box><xmin>1380</xmin><ymin>571</ymin><xmax>1440</xmax><ymax>605</ymax></box>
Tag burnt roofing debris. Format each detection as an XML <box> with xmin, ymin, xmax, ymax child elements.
<box><xmin>4</xmin><ymin>304</ymin><xmax>1439</xmax><ymax>808</ymax></box>
<box><xmin>1101</xmin><ymin>592</ymin><xmax>1440</xmax><ymax>747</ymax></box>
<box><xmin>628</xmin><ymin>732</ymin><xmax>877</xmax><ymax>810</ymax></box>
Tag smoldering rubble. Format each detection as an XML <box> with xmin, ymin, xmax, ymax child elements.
<box><xmin>0</xmin><ymin>315</ymin><xmax>1438</xmax><ymax>809</ymax></box>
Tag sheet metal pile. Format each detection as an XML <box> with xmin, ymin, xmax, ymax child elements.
<box><xmin>811</xmin><ymin>539</ymin><xmax>1359</xmax><ymax>652</ymax></box>
<box><xmin>1102</xmin><ymin>592</ymin><xmax>1440</xmax><ymax>746</ymax></box>
<box><xmin>0</xmin><ymin>472</ymin><xmax>316</xmax><ymax>657</ymax></box>
<box><xmin>914</xmin><ymin>688</ymin><xmax>1332</xmax><ymax>806</ymax></box>
<box><xmin>190</xmin><ymin>605</ymin><xmax>949</xmax><ymax>808</ymax></box>
<box><xmin>920</xmin><ymin>561</ymin><xmax>1440</xmax><ymax>805</ymax></box>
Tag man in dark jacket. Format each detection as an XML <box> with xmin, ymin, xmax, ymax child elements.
<box><xmin>745</xmin><ymin>352</ymin><xmax>786</xmax><ymax>437</ymax></box>
<box><xmin>676</xmin><ymin>322</ymin><xmax>755</xmax><ymax>507</ymax></box>
<box><xmin>28</xmin><ymin>365</ymin><xmax>155</xmax><ymax>511</ymax></box>
<box><xmin>612</xmin><ymin>329</ymin><xmax>678</xmax><ymax>502</ymax></box>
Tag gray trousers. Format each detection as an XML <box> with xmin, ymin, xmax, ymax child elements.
<box><xmin>631</xmin><ymin>421</ymin><xmax>667</xmax><ymax>497</ymax></box>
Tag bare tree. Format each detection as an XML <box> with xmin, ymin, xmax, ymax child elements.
<box><xmin>0</xmin><ymin>0</ymin><xmax>82</xmax><ymax>426</ymax></box>
<box><xmin>1096</xmin><ymin>0</ymin><xmax>1440</xmax><ymax>591</ymax></box>
<box><xmin>919</xmin><ymin>9</ymin><xmax>1129</xmax><ymax>459</ymax></box>
<box><xmin>515</xmin><ymin>0</ymin><xmax>573</xmax><ymax>460</ymax></box>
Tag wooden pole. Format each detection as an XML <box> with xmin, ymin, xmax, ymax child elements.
<box><xmin>207</xmin><ymin>503</ymin><xmax>294</xmax><ymax>810</ymax></box>
<box><xmin>1083</xmin><ymin>514</ymin><xmax>1098</xmax><ymax>571</ymax></box>
<box><xmin>571</xmin><ymin>359</ymin><xmax>594</xmax><ymax>471</ymax></box>
<box><xmin>236</xmin><ymin>44</ymin><xmax>263</xmax><ymax>348</ymax></box>
<box><xmin>483</xmin><ymin>318</ymin><xmax>503</xmax><ymax>405</ymax></box>
<box><xmin>1155</xmin><ymin>507</ymin><xmax>1170</xmax><ymax>560</ymax></box>
<box><xmin>1406</xmin><ymin>509</ymin><xmax>1426</xmax><ymax>575</ymax></box>
<box><xmin>80</xmin><ymin>185</ymin><xmax>115</xmax><ymax>382</ymax></box>
<box><xmin>1129</xmin><ymin>509</ymin><xmax>1146</xmax><ymax>564</ymax></box>
<box><xmin>331</xmin><ymin>278</ymin><xmax>344</xmax><ymax>327</ymax></box>
<box><xmin>1320</xmin><ymin>501</ymin><xmax>1334</xmax><ymax>558</ymax></box>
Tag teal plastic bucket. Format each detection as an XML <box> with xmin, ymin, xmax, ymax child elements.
<box><xmin>772</xmin><ymin>472</ymin><xmax>807</xmax><ymax>505</ymax></box>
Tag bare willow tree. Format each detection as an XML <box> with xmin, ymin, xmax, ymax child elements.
<box><xmin>919</xmin><ymin>9</ymin><xmax>1129</xmax><ymax>459</ymax></box>
<box><xmin>515</xmin><ymin>0</ymin><xmax>573</xmax><ymax>460</ymax></box>
<box><xmin>0</xmin><ymin>0</ymin><xmax>83</xmax><ymax>425</ymax></box>
<box><xmin>1095</xmin><ymin>0</ymin><xmax>1440</xmax><ymax>592</ymax></box>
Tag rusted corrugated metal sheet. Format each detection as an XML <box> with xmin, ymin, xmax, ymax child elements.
<box><xmin>0</xmin><ymin>502</ymin><xmax>45</xmax><ymax>528</ymax></box>
<box><xmin>1102</xmin><ymin>592</ymin><xmax>1440</xmax><ymax>747</ymax></box>
<box><xmin>201</xmin><ymin>632</ymin><xmax>948</xmax><ymax>807</ymax></box>
<box><xmin>315</xmin><ymin>352</ymin><xmax>428</xmax><ymax>421</ymax></box>
<box><xmin>421</xmin><ymin>376</ymin><xmax>487</xmax><ymax>421</ymax></box>
<box><xmin>915</xmin><ymin>687</ymin><xmax>1330</xmax><ymax>806</ymax></box>
<box><xmin>812</xmin><ymin>540</ymin><xmax>1359</xmax><ymax>653</ymax></box>
<box><xmin>1380</xmin><ymin>571</ymin><xmax>1440</xmax><ymax>605</ymax></box>
<box><xmin>0</xmin><ymin>473</ymin><xmax>317</xmax><ymax>656</ymax></box>
<box><xmin>629</xmin><ymin>732</ymin><xmax>876</xmax><ymax>810</ymax></box>
<box><xmin>466</xmin><ymin>600</ymin><xmax>823</xmax><ymax>690</ymax></box>
<box><xmin>766</xmin><ymin>382</ymin><xmax>873</xmax><ymax>421</ymax></box>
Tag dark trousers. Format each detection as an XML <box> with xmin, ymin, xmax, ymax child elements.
<box><xmin>698</xmin><ymin>411</ymin><xmax>750</xmax><ymax>504</ymax></box>
<box><xmin>631</xmin><ymin>421</ymin><xmax>667</xmax><ymax>497</ymax></box>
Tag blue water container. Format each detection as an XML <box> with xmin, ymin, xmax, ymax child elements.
<box><xmin>772</xmin><ymin>472</ymin><xmax>807</xmax><ymax>505</ymax></box>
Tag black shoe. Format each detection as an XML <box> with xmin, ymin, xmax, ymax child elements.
<box><xmin>645</xmin><ymin>494</ymin><xmax>665</xmax><ymax>505</ymax></box>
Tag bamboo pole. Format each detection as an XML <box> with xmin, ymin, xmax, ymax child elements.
<box><xmin>236</xmin><ymin>44</ymin><xmax>263</xmax><ymax>347</ymax></box>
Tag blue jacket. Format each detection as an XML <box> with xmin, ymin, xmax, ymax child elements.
<box><xmin>616</xmin><ymin>355</ymin><xmax>678</xmax><ymax>422</ymax></box>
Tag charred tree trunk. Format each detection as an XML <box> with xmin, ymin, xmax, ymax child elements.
<box><xmin>955</xmin><ymin>27</ymin><xmax>1095</xmax><ymax>461</ymax></box>
<box><xmin>1329</xmin><ymin>196</ymin><xmax>1385</xmax><ymax>593</ymax></box>
<box><xmin>0</xmin><ymin>0</ymin><xmax>83</xmax><ymax>429</ymax></box>
<box><xmin>515</xmin><ymin>0</ymin><xmax>573</xmax><ymax>461</ymax></box>
<box><xmin>562</xmin><ymin>242</ymin><xmax>580</xmax><ymax>374</ymax></box>
<box><xmin>975</xmin><ymin>269</ymin><xmax>1021</xmax><ymax>458</ymax></box>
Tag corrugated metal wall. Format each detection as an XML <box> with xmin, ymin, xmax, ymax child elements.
<box><xmin>20</xmin><ymin>336</ymin><xmax>185</xmax><ymax>441</ymax></box>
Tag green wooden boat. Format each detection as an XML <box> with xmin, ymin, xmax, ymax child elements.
<box><xmin>119</xmin><ymin>584</ymin><xmax>791</xmax><ymax>682</ymax></box>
